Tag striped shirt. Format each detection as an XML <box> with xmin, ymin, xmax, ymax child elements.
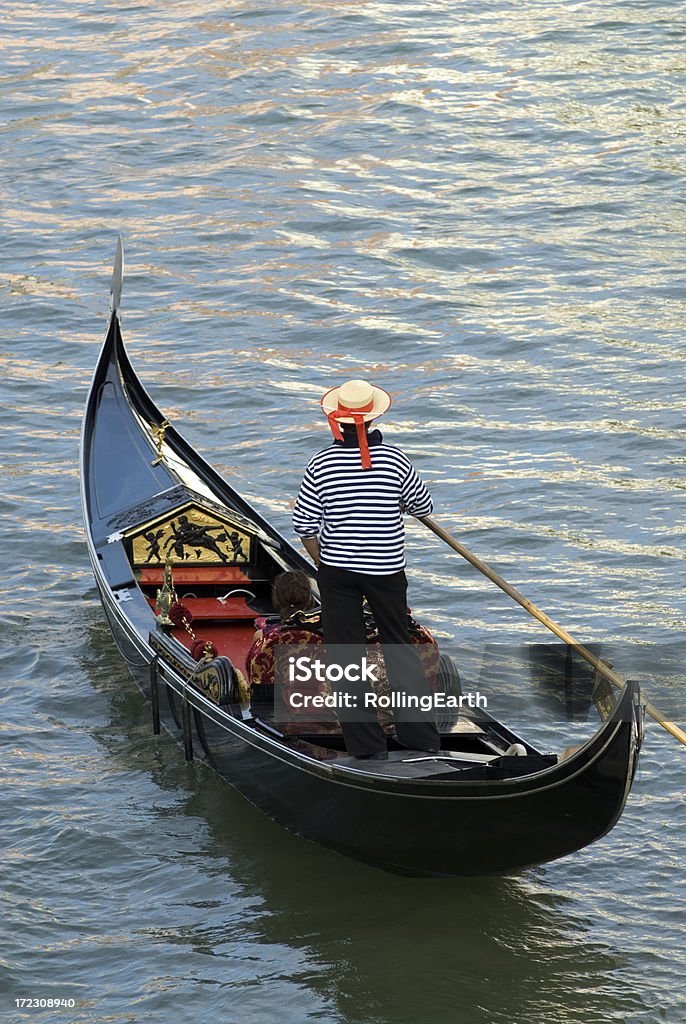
<box><xmin>292</xmin><ymin>432</ymin><xmax>433</xmax><ymax>574</ymax></box>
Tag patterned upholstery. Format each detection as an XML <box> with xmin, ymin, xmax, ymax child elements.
<box><xmin>247</xmin><ymin>610</ymin><xmax>440</xmax><ymax>734</ymax></box>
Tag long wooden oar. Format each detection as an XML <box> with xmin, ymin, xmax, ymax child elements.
<box><xmin>418</xmin><ymin>515</ymin><xmax>686</xmax><ymax>748</ymax></box>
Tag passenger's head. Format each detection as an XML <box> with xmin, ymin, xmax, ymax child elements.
<box><xmin>272</xmin><ymin>571</ymin><xmax>313</xmax><ymax>620</ymax></box>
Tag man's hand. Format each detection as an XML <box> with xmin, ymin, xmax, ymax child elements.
<box><xmin>301</xmin><ymin>535</ymin><xmax>320</xmax><ymax>566</ymax></box>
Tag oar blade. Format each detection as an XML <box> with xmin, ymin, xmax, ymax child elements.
<box><xmin>418</xmin><ymin>514</ymin><xmax>686</xmax><ymax>748</ymax></box>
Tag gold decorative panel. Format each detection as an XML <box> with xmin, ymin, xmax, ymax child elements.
<box><xmin>128</xmin><ymin>503</ymin><xmax>253</xmax><ymax>567</ymax></box>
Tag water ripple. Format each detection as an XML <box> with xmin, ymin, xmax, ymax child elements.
<box><xmin>1</xmin><ymin>1</ymin><xmax>684</xmax><ymax>1022</ymax></box>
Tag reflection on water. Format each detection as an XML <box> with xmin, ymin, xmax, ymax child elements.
<box><xmin>177</xmin><ymin>790</ymin><xmax>646</xmax><ymax>1024</ymax></box>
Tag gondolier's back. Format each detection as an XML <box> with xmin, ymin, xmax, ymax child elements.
<box><xmin>292</xmin><ymin>432</ymin><xmax>432</xmax><ymax>574</ymax></box>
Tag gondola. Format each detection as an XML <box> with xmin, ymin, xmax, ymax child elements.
<box><xmin>80</xmin><ymin>243</ymin><xmax>644</xmax><ymax>877</ymax></box>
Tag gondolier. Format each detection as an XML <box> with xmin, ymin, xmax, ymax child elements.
<box><xmin>292</xmin><ymin>379</ymin><xmax>441</xmax><ymax>759</ymax></box>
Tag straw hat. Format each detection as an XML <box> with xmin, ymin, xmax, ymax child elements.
<box><xmin>321</xmin><ymin>380</ymin><xmax>392</xmax><ymax>469</ymax></box>
<box><xmin>320</xmin><ymin>379</ymin><xmax>392</xmax><ymax>423</ymax></box>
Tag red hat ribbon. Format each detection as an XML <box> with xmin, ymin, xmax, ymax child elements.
<box><xmin>327</xmin><ymin>398</ymin><xmax>374</xmax><ymax>469</ymax></box>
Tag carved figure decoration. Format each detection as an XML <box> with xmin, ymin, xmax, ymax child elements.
<box><xmin>143</xmin><ymin>528</ymin><xmax>166</xmax><ymax>563</ymax></box>
<box><xmin>164</xmin><ymin>514</ymin><xmax>230</xmax><ymax>562</ymax></box>
<box><xmin>228</xmin><ymin>531</ymin><xmax>249</xmax><ymax>562</ymax></box>
<box><xmin>129</xmin><ymin>503</ymin><xmax>252</xmax><ymax>567</ymax></box>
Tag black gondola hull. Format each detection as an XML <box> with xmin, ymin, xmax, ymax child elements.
<box><xmin>189</xmin><ymin>694</ymin><xmax>640</xmax><ymax>875</ymax></box>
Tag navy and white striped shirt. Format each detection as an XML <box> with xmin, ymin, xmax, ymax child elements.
<box><xmin>292</xmin><ymin>431</ymin><xmax>433</xmax><ymax>574</ymax></box>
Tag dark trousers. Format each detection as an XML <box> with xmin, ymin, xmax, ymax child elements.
<box><xmin>317</xmin><ymin>562</ymin><xmax>440</xmax><ymax>757</ymax></box>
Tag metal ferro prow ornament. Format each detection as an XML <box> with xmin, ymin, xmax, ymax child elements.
<box><xmin>155</xmin><ymin>560</ymin><xmax>176</xmax><ymax>625</ymax></box>
<box><xmin>151</xmin><ymin>420</ymin><xmax>169</xmax><ymax>466</ymax></box>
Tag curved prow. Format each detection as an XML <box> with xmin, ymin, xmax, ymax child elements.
<box><xmin>111</xmin><ymin>235</ymin><xmax>124</xmax><ymax>313</ymax></box>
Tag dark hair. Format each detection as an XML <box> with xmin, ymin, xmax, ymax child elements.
<box><xmin>341</xmin><ymin>421</ymin><xmax>369</xmax><ymax>435</ymax></box>
<box><xmin>271</xmin><ymin>571</ymin><xmax>313</xmax><ymax>619</ymax></box>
